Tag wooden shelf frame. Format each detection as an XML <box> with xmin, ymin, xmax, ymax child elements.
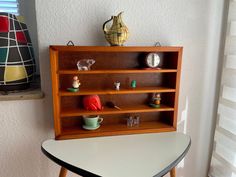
<box><xmin>58</xmin><ymin>69</ymin><xmax>178</xmax><ymax>75</ymax></box>
<box><xmin>59</xmin><ymin>86</ymin><xmax>176</xmax><ymax>96</ymax></box>
<box><xmin>60</xmin><ymin>104</ymin><xmax>174</xmax><ymax>117</ymax></box>
<box><xmin>50</xmin><ymin>46</ymin><xmax>183</xmax><ymax>139</ymax></box>
<box><xmin>59</xmin><ymin>121</ymin><xmax>176</xmax><ymax>139</ymax></box>
<box><xmin>50</xmin><ymin>45</ymin><xmax>182</xmax><ymax>52</ymax></box>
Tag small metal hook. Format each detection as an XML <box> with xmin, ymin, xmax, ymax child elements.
<box><xmin>67</xmin><ymin>41</ymin><xmax>75</xmax><ymax>46</ymax></box>
<box><xmin>155</xmin><ymin>42</ymin><xmax>161</xmax><ymax>46</ymax></box>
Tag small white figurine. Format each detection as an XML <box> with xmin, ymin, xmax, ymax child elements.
<box><xmin>72</xmin><ymin>76</ymin><xmax>81</xmax><ymax>89</ymax></box>
<box><xmin>114</xmin><ymin>82</ymin><xmax>120</xmax><ymax>90</ymax></box>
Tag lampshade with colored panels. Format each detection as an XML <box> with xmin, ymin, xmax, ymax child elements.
<box><xmin>0</xmin><ymin>12</ymin><xmax>36</xmax><ymax>91</ymax></box>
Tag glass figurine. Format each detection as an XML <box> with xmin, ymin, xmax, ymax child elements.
<box><xmin>77</xmin><ymin>59</ymin><xmax>95</xmax><ymax>71</ymax></box>
<box><xmin>131</xmin><ymin>80</ymin><xmax>136</xmax><ymax>88</ymax></box>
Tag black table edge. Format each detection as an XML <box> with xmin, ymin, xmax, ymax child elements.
<box><xmin>41</xmin><ymin>146</ymin><xmax>101</xmax><ymax>177</ymax></box>
<box><xmin>154</xmin><ymin>138</ymin><xmax>191</xmax><ymax>177</ymax></box>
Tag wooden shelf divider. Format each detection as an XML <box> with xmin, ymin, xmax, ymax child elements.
<box><xmin>59</xmin><ymin>87</ymin><xmax>176</xmax><ymax>96</ymax></box>
<box><xmin>60</xmin><ymin>104</ymin><xmax>174</xmax><ymax>117</ymax></box>
<box><xmin>58</xmin><ymin>69</ymin><xmax>178</xmax><ymax>75</ymax></box>
<box><xmin>59</xmin><ymin>121</ymin><xmax>175</xmax><ymax>139</ymax></box>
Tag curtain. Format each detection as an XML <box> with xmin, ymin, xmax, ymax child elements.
<box><xmin>208</xmin><ymin>0</ymin><xmax>236</xmax><ymax>177</ymax></box>
<box><xmin>0</xmin><ymin>0</ymin><xmax>18</xmax><ymax>15</ymax></box>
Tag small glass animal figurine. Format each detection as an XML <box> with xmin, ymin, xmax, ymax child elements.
<box><xmin>114</xmin><ymin>81</ymin><xmax>120</xmax><ymax>90</ymax></box>
<box><xmin>133</xmin><ymin>115</ymin><xmax>140</xmax><ymax>126</ymax></box>
<box><xmin>77</xmin><ymin>59</ymin><xmax>95</xmax><ymax>70</ymax></box>
<box><xmin>127</xmin><ymin>116</ymin><xmax>134</xmax><ymax>127</ymax></box>
<box><xmin>127</xmin><ymin>114</ymin><xmax>140</xmax><ymax>127</ymax></box>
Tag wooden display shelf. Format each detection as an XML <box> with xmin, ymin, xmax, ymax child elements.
<box><xmin>59</xmin><ymin>87</ymin><xmax>176</xmax><ymax>96</ymax></box>
<box><xmin>60</xmin><ymin>104</ymin><xmax>174</xmax><ymax>117</ymax></box>
<box><xmin>58</xmin><ymin>121</ymin><xmax>175</xmax><ymax>140</ymax></box>
<box><xmin>50</xmin><ymin>46</ymin><xmax>182</xmax><ymax>139</ymax></box>
<box><xmin>58</xmin><ymin>69</ymin><xmax>178</xmax><ymax>75</ymax></box>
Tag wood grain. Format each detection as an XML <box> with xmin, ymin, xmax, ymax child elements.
<box><xmin>170</xmin><ymin>168</ymin><xmax>176</xmax><ymax>177</ymax></box>
<box><xmin>59</xmin><ymin>86</ymin><xmax>175</xmax><ymax>96</ymax></box>
<box><xmin>60</xmin><ymin>104</ymin><xmax>175</xmax><ymax>117</ymax></box>
<box><xmin>50</xmin><ymin>49</ymin><xmax>61</xmax><ymax>137</ymax></box>
<box><xmin>58</xmin><ymin>69</ymin><xmax>177</xmax><ymax>74</ymax></box>
<box><xmin>50</xmin><ymin>45</ymin><xmax>182</xmax><ymax>52</ymax></box>
<box><xmin>57</xmin><ymin>121</ymin><xmax>175</xmax><ymax>140</ymax></box>
<box><xmin>59</xmin><ymin>167</ymin><xmax>67</xmax><ymax>177</ymax></box>
<box><xmin>49</xmin><ymin>46</ymin><xmax>182</xmax><ymax>139</ymax></box>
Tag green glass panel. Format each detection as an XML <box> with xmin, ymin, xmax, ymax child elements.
<box><xmin>0</xmin><ymin>48</ymin><xmax>8</xmax><ymax>63</ymax></box>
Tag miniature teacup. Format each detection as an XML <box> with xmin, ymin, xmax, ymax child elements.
<box><xmin>83</xmin><ymin>115</ymin><xmax>103</xmax><ymax>128</ymax></box>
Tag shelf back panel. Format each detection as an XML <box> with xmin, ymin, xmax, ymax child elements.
<box><xmin>59</xmin><ymin>73</ymin><xmax>177</xmax><ymax>90</ymax></box>
<box><xmin>58</xmin><ymin>51</ymin><xmax>179</xmax><ymax>70</ymax></box>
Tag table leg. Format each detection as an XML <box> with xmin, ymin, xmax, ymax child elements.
<box><xmin>170</xmin><ymin>168</ymin><xmax>176</xmax><ymax>177</ymax></box>
<box><xmin>59</xmin><ymin>167</ymin><xmax>67</xmax><ymax>177</ymax></box>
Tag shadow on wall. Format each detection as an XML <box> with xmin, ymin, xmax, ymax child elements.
<box><xmin>177</xmin><ymin>96</ymin><xmax>190</xmax><ymax>177</ymax></box>
<box><xmin>39</xmin><ymin>46</ymin><xmax>55</xmax><ymax>129</ymax></box>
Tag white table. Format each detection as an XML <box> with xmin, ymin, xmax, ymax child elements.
<box><xmin>41</xmin><ymin>132</ymin><xmax>191</xmax><ymax>177</ymax></box>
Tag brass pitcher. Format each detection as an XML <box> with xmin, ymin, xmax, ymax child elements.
<box><xmin>103</xmin><ymin>12</ymin><xmax>129</xmax><ymax>46</ymax></box>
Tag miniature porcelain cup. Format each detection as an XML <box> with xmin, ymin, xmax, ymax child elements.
<box><xmin>83</xmin><ymin>115</ymin><xmax>103</xmax><ymax>128</ymax></box>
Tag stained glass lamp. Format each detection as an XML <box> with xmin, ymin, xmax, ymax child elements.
<box><xmin>0</xmin><ymin>12</ymin><xmax>36</xmax><ymax>91</ymax></box>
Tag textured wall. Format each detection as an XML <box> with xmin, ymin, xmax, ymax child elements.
<box><xmin>0</xmin><ymin>0</ymin><xmax>226</xmax><ymax>177</ymax></box>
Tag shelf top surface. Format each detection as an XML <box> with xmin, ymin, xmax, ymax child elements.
<box><xmin>61</xmin><ymin>104</ymin><xmax>174</xmax><ymax>117</ymax></box>
<box><xmin>58</xmin><ymin>69</ymin><xmax>178</xmax><ymax>74</ymax></box>
<box><xmin>50</xmin><ymin>45</ymin><xmax>183</xmax><ymax>52</ymax></box>
<box><xmin>42</xmin><ymin>132</ymin><xmax>190</xmax><ymax>177</ymax></box>
<box><xmin>60</xmin><ymin>87</ymin><xmax>176</xmax><ymax>96</ymax></box>
<box><xmin>59</xmin><ymin>121</ymin><xmax>175</xmax><ymax>139</ymax></box>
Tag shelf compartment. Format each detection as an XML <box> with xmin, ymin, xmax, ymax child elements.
<box><xmin>60</xmin><ymin>93</ymin><xmax>176</xmax><ymax>111</ymax></box>
<box><xmin>58</xmin><ymin>121</ymin><xmax>175</xmax><ymax>139</ymax></box>
<box><xmin>58</xmin><ymin>50</ymin><xmax>179</xmax><ymax>70</ymax></box>
<box><xmin>58</xmin><ymin>69</ymin><xmax>178</xmax><ymax>74</ymax></box>
<box><xmin>60</xmin><ymin>104</ymin><xmax>174</xmax><ymax>117</ymax></box>
<box><xmin>59</xmin><ymin>87</ymin><xmax>176</xmax><ymax>96</ymax></box>
<box><xmin>60</xmin><ymin>72</ymin><xmax>177</xmax><ymax>91</ymax></box>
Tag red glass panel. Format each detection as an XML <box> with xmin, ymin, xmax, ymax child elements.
<box><xmin>16</xmin><ymin>32</ymin><xmax>27</xmax><ymax>43</ymax></box>
<box><xmin>0</xmin><ymin>17</ymin><xmax>9</xmax><ymax>32</ymax></box>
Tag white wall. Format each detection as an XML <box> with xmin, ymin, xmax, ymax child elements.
<box><xmin>0</xmin><ymin>0</ymin><xmax>226</xmax><ymax>177</ymax></box>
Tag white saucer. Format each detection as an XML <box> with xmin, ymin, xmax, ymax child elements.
<box><xmin>82</xmin><ymin>124</ymin><xmax>100</xmax><ymax>130</ymax></box>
